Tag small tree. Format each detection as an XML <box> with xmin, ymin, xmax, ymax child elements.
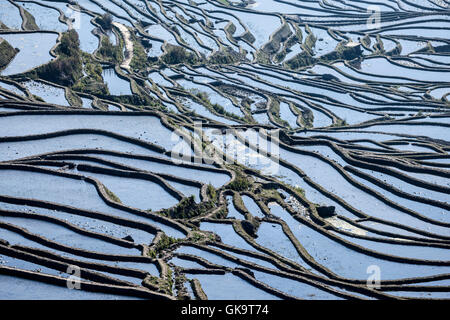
<box><xmin>58</xmin><ymin>29</ymin><xmax>80</xmax><ymax>57</ymax></box>
<box><xmin>35</xmin><ymin>30</ymin><xmax>82</xmax><ymax>85</ymax></box>
<box><xmin>100</xmin><ymin>13</ymin><xmax>113</xmax><ymax>31</ymax></box>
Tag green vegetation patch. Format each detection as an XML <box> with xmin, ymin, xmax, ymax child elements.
<box><xmin>102</xmin><ymin>184</ymin><xmax>122</xmax><ymax>203</ymax></box>
<box><xmin>144</xmin><ymin>274</ymin><xmax>173</xmax><ymax>295</ymax></box>
<box><xmin>161</xmin><ymin>45</ymin><xmax>198</xmax><ymax>65</ymax></box>
<box><xmin>147</xmin><ymin>234</ymin><xmax>180</xmax><ymax>258</ymax></box>
<box><xmin>320</xmin><ymin>41</ymin><xmax>362</xmax><ymax>63</ymax></box>
<box><xmin>98</xmin><ymin>36</ymin><xmax>122</xmax><ymax>64</ymax></box>
<box><xmin>96</xmin><ymin>13</ymin><xmax>113</xmax><ymax>31</ymax></box>
<box><xmin>285</xmin><ymin>51</ymin><xmax>316</xmax><ymax>70</ymax></box>
<box><xmin>0</xmin><ymin>38</ymin><xmax>18</xmax><ymax>70</ymax></box>
<box><xmin>160</xmin><ymin>195</ymin><xmax>215</xmax><ymax>219</ymax></box>
<box><xmin>72</xmin><ymin>52</ymin><xmax>108</xmax><ymax>95</ymax></box>
<box><xmin>130</xmin><ymin>34</ymin><xmax>150</xmax><ymax>71</ymax></box>
<box><xmin>269</xmin><ymin>98</ymin><xmax>290</xmax><ymax>128</ymax></box>
<box><xmin>22</xmin><ymin>9</ymin><xmax>39</xmax><ymax>31</ymax></box>
<box><xmin>229</xmin><ymin>174</ymin><xmax>251</xmax><ymax>192</ymax></box>
<box><xmin>206</xmin><ymin>184</ymin><xmax>217</xmax><ymax>202</ymax></box>
<box><xmin>208</xmin><ymin>47</ymin><xmax>242</xmax><ymax>65</ymax></box>
<box><xmin>33</xmin><ymin>30</ymin><xmax>83</xmax><ymax>86</ymax></box>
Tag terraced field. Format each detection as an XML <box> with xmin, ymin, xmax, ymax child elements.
<box><xmin>0</xmin><ymin>0</ymin><xmax>449</xmax><ymax>300</ymax></box>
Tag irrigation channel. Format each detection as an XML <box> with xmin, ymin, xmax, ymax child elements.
<box><xmin>0</xmin><ymin>0</ymin><xmax>449</xmax><ymax>300</ymax></box>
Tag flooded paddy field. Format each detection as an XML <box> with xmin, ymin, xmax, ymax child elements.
<box><xmin>0</xmin><ymin>0</ymin><xmax>449</xmax><ymax>300</ymax></box>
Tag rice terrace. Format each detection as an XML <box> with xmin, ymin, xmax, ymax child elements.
<box><xmin>0</xmin><ymin>0</ymin><xmax>449</xmax><ymax>301</ymax></box>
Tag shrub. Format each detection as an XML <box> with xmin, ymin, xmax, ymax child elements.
<box><xmin>293</xmin><ymin>186</ymin><xmax>305</xmax><ymax>197</ymax></box>
<box><xmin>155</xmin><ymin>234</ymin><xmax>178</xmax><ymax>252</ymax></box>
<box><xmin>98</xmin><ymin>13</ymin><xmax>113</xmax><ymax>31</ymax></box>
<box><xmin>37</xmin><ymin>56</ymin><xmax>81</xmax><ymax>85</ymax></box>
<box><xmin>98</xmin><ymin>36</ymin><xmax>122</xmax><ymax>63</ymax></box>
<box><xmin>194</xmin><ymin>90</ymin><xmax>209</xmax><ymax>102</ymax></box>
<box><xmin>229</xmin><ymin>176</ymin><xmax>250</xmax><ymax>191</ymax></box>
<box><xmin>58</xmin><ymin>29</ymin><xmax>80</xmax><ymax>57</ymax></box>
<box><xmin>130</xmin><ymin>36</ymin><xmax>149</xmax><ymax>71</ymax></box>
<box><xmin>208</xmin><ymin>48</ymin><xmax>241</xmax><ymax>64</ymax></box>
<box><xmin>206</xmin><ymin>184</ymin><xmax>217</xmax><ymax>202</ymax></box>
<box><xmin>72</xmin><ymin>53</ymin><xmax>108</xmax><ymax>95</ymax></box>
<box><xmin>160</xmin><ymin>195</ymin><xmax>214</xmax><ymax>219</ymax></box>
<box><xmin>161</xmin><ymin>45</ymin><xmax>197</xmax><ymax>65</ymax></box>
<box><xmin>35</xmin><ymin>30</ymin><xmax>82</xmax><ymax>85</ymax></box>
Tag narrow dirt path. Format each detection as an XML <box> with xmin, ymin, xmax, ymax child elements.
<box><xmin>113</xmin><ymin>22</ymin><xmax>133</xmax><ymax>70</ymax></box>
